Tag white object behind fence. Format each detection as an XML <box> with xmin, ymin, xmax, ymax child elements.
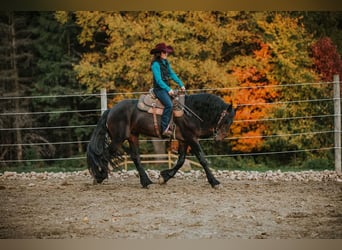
<box><xmin>101</xmin><ymin>88</ymin><xmax>107</xmax><ymax>115</ymax></box>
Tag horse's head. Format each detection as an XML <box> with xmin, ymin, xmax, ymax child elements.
<box><xmin>214</xmin><ymin>104</ymin><xmax>236</xmax><ymax>141</ymax></box>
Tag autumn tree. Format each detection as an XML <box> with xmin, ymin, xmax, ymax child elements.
<box><xmin>71</xmin><ymin>11</ymin><xmax>268</xmax><ymax>154</ymax></box>
<box><xmin>228</xmin><ymin>42</ymin><xmax>279</xmax><ymax>152</ymax></box>
<box><xmin>256</xmin><ymin>13</ymin><xmax>330</xmax><ymax>163</ymax></box>
<box><xmin>71</xmin><ymin>11</ymin><xmax>337</xmax><ymax>160</ymax></box>
<box><xmin>0</xmin><ymin>11</ymin><xmax>340</xmax><ymax>168</ymax></box>
<box><xmin>311</xmin><ymin>36</ymin><xmax>342</xmax><ymax>82</ymax></box>
<box><xmin>72</xmin><ymin>11</ymin><xmax>247</xmax><ymax>100</ymax></box>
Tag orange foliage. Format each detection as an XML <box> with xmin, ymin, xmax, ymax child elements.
<box><xmin>227</xmin><ymin>42</ymin><xmax>279</xmax><ymax>152</ymax></box>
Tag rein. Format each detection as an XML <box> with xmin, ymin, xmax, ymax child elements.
<box><xmin>177</xmin><ymin>97</ymin><xmax>229</xmax><ymax>137</ymax></box>
<box><xmin>214</xmin><ymin>110</ymin><xmax>228</xmax><ymax>136</ymax></box>
<box><xmin>149</xmin><ymin>90</ymin><xmax>229</xmax><ymax>138</ymax></box>
<box><xmin>175</xmin><ymin>99</ymin><xmax>204</xmax><ymax>122</ymax></box>
<box><xmin>176</xmin><ymin>95</ymin><xmax>228</xmax><ymax>137</ymax></box>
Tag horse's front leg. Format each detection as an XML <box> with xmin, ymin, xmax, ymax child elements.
<box><xmin>128</xmin><ymin>135</ymin><xmax>153</xmax><ymax>188</ymax></box>
<box><xmin>159</xmin><ymin>142</ymin><xmax>188</xmax><ymax>184</ymax></box>
<box><xmin>190</xmin><ymin>140</ymin><xmax>220</xmax><ymax>188</ymax></box>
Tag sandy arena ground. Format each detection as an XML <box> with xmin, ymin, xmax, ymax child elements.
<box><xmin>0</xmin><ymin>169</ymin><xmax>341</xmax><ymax>239</ymax></box>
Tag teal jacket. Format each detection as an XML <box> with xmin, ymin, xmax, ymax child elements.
<box><xmin>151</xmin><ymin>59</ymin><xmax>184</xmax><ymax>92</ymax></box>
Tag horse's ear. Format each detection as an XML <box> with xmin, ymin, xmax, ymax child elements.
<box><xmin>226</xmin><ymin>102</ymin><xmax>240</xmax><ymax>112</ymax></box>
<box><xmin>227</xmin><ymin>103</ymin><xmax>233</xmax><ymax>112</ymax></box>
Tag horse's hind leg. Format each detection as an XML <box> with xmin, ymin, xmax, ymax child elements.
<box><xmin>159</xmin><ymin>142</ymin><xmax>188</xmax><ymax>184</ymax></box>
<box><xmin>128</xmin><ymin>135</ymin><xmax>153</xmax><ymax>188</ymax></box>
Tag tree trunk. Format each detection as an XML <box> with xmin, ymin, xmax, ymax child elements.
<box><xmin>9</xmin><ymin>12</ymin><xmax>23</xmax><ymax>161</ymax></box>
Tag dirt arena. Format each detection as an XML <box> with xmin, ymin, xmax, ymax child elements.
<box><xmin>0</xmin><ymin>169</ymin><xmax>341</xmax><ymax>239</ymax></box>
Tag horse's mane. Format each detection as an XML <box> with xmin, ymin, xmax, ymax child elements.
<box><xmin>185</xmin><ymin>93</ymin><xmax>229</xmax><ymax>125</ymax></box>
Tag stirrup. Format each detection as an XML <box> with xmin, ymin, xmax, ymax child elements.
<box><xmin>162</xmin><ymin>129</ymin><xmax>173</xmax><ymax>138</ymax></box>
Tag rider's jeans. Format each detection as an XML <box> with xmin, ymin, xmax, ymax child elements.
<box><xmin>153</xmin><ymin>88</ymin><xmax>172</xmax><ymax>132</ymax></box>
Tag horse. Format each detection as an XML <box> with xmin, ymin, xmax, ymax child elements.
<box><xmin>86</xmin><ymin>93</ymin><xmax>235</xmax><ymax>188</ymax></box>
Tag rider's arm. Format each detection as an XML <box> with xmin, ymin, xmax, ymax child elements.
<box><xmin>168</xmin><ymin>64</ymin><xmax>184</xmax><ymax>88</ymax></box>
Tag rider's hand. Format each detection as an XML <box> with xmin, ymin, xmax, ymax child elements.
<box><xmin>181</xmin><ymin>86</ymin><xmax>186</xmax><ymax>91</ymax></box>
<box><xmin>168</xmin><ymin>89</ymin><xmax>175</xmax><ymax>96</ymax></box>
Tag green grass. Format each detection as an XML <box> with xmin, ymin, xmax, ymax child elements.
<box><xmin>0</xmin><ymin>159</ymin><xmax>87</xmax><ymax>173</ymax></box>
<box><xmin>0</xmin><ymin>156</ymin><xmax>335</xmax><ymax>174</ymax></box>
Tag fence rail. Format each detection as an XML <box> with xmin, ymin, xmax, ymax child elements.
<box><xmin>0</xmin><ymin>77</ymin><xmax>341</xmax><ymax>173</ymax></box>
<box><xmin>119</xmin><ymin>152</ymin><xmax>202</xmax><ymax>171</ymax></box>
<box><xmin>0</xmin><ymin>81</ymin><xmax>333</xmax><ymax>100</ymax></box>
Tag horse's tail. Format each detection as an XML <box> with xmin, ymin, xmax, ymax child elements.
<box><xmin>87</xmin><ymin>109</ymin><xmax>111</xmax><ymax>184</ymax></box>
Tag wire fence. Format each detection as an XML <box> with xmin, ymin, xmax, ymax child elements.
<box><xmin>0</xmin><ymin>79</ymin><xmax>341</xmax><ymax>171</ymax></box>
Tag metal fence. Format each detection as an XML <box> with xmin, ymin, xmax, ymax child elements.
<box><xmin>0</xmin><ymin>75</ymin><xmax>340</xmax><ymax>172</ymax></box>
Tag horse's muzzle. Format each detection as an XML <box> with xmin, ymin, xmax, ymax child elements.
<box><xmin>214</xmin><ymin>134</ymin><xmax>226</xmax><ymax>142</ymax></box>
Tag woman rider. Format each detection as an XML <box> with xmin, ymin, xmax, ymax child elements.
<box><xmin>150</xmin><ymin>43</ymin><xmax>186</xmax><ymax>137</ymax></box>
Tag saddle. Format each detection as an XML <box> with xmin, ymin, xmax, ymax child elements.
<box><xmin>137</xmin><ymin>89</ymin><xmax>185</xmax><ymax>117</ymax></box>
<box><xmin>137</xmin><ymin>89</ymin><xmax>185</xmax><ymax>138</ymax></box>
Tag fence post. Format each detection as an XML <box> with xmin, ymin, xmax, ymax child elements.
<box><xmin>100</xmin><ymin>88</ymin><xmax>107</xmax><ymax>114</ymax></box>
<box><xmin>124</xmin><ymin>155</ymin><xmax>128</xmax><ymax>171</ymax></box>
<box><xmin>333</xmin><ymin>74</ymin><xmax>341</xmax><ymax>173</ymax></box>
<box><xmin>168</xmin><ymin>150</ymin><xmax>172</xmax><ymax>169</ymax></box>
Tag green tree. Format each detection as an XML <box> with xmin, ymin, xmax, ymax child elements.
<box><xmin>32</xmin><ymin>11</ymin><xmax>95</xmax><ymax>159</ymax></box>
<box><xmin>294</xmin><ymin>12</ymin><xmax>342</xmax><ymax>55</ymax></box>
<box><xmin>0</xmin><ymin>11</ymin><xmax>36</xmax><ymax>162</ymax></box>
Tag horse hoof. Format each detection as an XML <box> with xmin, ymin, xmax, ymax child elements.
<box><xmin>158</xmin><ymin>176</ymin><xmax>166</xmax><ymax>185</ymax></box>
<box><xmin>141</xmin><ymin>179</ymin><xmax>154</xmax><ymax>189</ymax></box>
<box><xmin>213</xmin><ymin>184</ymin><xmax>222</xmax><ymax>189</ymax></box>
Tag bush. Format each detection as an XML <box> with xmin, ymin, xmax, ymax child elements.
<box><xmin>301</xmin><ymin>158</ymin><xmax>333</xmax><ymax>170</ymax></box>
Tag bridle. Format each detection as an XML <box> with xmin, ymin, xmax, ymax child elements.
<box><xmin>214</xmin><ymin>110</ymin><xmax>229</xmax><ymax>137</ymax></box>
<box><xmin>174</xmin><ymin>92</ymin><xmax>231</xmax><ymax>138</ymax></box>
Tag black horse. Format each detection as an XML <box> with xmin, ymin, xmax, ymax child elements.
<box><xmin>87</xmin><ymin>93</ymin><xmax>235</xmax><ymax>188</ymax></box>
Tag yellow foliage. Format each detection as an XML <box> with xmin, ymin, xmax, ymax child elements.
<box><xmin>71</xmin><ymin>11</ymin><xmax>319</xmax><ymax>153</ymax></box>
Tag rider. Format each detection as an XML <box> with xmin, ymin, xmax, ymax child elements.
<box><xmin>150</xmin><ymin>43</ymin><xmax>186</xmax><ymax>137</ymax></box>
